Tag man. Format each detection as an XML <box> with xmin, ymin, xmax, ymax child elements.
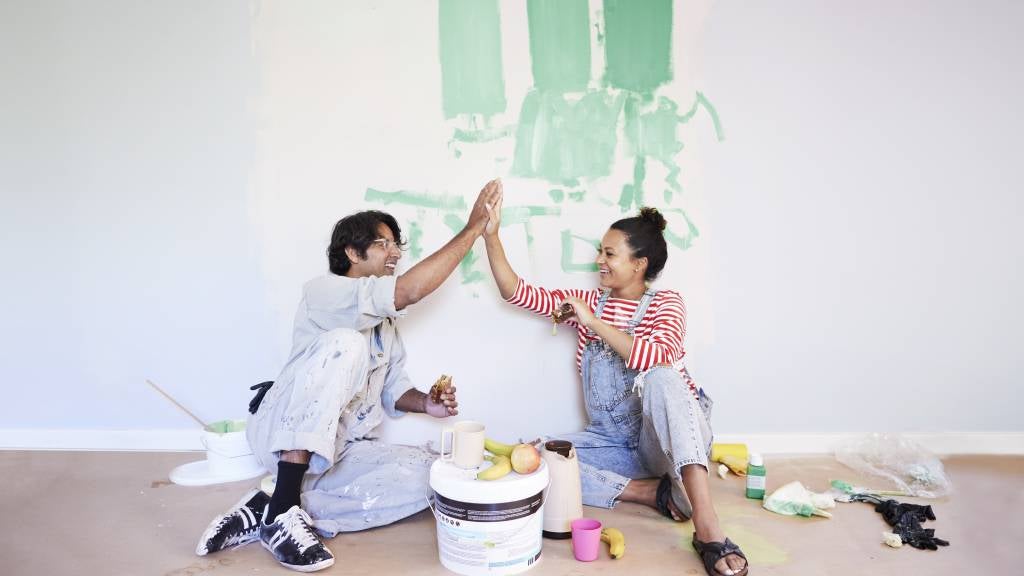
<box><xmin>195</xmin><ymin>179</ymin><xmax>502</xmax><ymax>572</ymax></box>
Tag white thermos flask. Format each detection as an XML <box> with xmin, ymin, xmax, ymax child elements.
<box><xmin>541</xmin><ymin>440</ymin><xmax>583</xmax><ymax>539</ymax></box>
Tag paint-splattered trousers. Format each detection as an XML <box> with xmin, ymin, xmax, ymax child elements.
<box><xmin>247</xmin><ymin>328</ymin><xmax>434</xmax><ymax>537</ymax></box>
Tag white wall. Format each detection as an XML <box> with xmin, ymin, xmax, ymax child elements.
<box><xmin>698</xmin><ymin>0</ymin><xmax>1023</xmax><ymax>434</ymax></box>
<box><xmin>1</xmin><ymin>1</ymin><xmax>1020</xmax><ymax>451</ymax></box>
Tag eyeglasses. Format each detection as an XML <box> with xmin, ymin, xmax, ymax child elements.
<box><xmin>370</xmin><ymin>238</ymin><xmax>403</xmax><ymax>252</ymax></box>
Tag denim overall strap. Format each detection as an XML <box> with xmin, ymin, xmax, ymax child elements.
<box><xmin>585</xmin><ymin>290</ymin><xmax>612</xmax><ymax>339</ymax></box>
<box><xmin>626</xmin><ymin>289</ymin><xmax>657</xmax><ymax>336</ymax></box>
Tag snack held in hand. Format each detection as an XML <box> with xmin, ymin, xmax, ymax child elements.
<box><xmin>429</xmin><ymin>374</ymin><xmax>452</xmax><ymax>403</ymax></box>
<box><xmin>551</xmin><ymin>302</ymin><xmax>575</xmax><ymax>323</ymax></box>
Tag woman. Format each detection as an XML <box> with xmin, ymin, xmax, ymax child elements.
<box><xmin>483</xmin><ymin>191</ymin><xmax>749</xmax><ymax>576</ymax></box>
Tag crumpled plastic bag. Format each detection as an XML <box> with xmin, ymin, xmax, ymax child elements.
<box><xmin>835</xmin><ymin>433</ymin><xmax>952</xmax><ymax>499</ymax></box>
<box><xmin>763</xmin><ymin>481</ymin><xmax>836</xmax><ymax>518</ymax></box>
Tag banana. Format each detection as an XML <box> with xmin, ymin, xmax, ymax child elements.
<box><xmin>476</xmin><ymin>455</ymin><xmax>513</xmax><ymax>481</ymax></box>
<box><xmin>600</xmin><ymin>527</ymin><xmax>625</xmax><ymax>559</ymax></box>
<box><xmin>484</xmin><ymin>438</ymin><xmax>515</xmax><ymax>457</ymax></box>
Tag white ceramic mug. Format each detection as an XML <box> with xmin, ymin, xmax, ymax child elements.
<box><xmin>440</xmin><ymin>421</ymin><xmax>486</xmax><ymax>469</ymax></box>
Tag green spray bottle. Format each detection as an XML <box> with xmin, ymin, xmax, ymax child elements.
<box><xmin>745</xmin><ymin>453</ymin><xmax>766</xmax><ymax>499</ymax></box>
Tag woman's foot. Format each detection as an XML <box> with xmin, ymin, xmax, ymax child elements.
<box><xmin>692</xmin><ymin>517</ymin><xmax>748</xmax><ymax>576</ymax></box>
<box><xmin>619</xmin><ymin>478</ymin><xmax>687</xmax><ymax>521</ymax></box>
<box><xmin>619</xmin><ymin>476</ymin><xmax>747</xmax><ymax>574</ymax></box>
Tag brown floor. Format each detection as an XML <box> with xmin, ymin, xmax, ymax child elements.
<box><xmin>2</xmin><ymin>451</ymin><xmax>1020</xmax><ymax>575</ymax></box>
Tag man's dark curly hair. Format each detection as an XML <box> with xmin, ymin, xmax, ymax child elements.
<box><xmin>326</xmin><ymin>210</ymin><xmax>404</xmax><ymax>275</ymax></box>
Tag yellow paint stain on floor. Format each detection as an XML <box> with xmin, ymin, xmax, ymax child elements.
<box><xmin>718</xmin><ymin>522</ymin><xmax>789</xmax><ymax>565</ymax></box>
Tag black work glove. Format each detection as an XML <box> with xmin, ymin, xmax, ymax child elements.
<box><xmin>248</xmin><ymin>380</ymin><xmax>274</xmax><ymax>414</ymax></box>
<box><xmin>875</xmin><ymin>499</ymin><xmax>936</xmax><ymax>526</ymax></box>
<box><xmin>895</xmin><ymin>516</ymin><xmax>950</xmax><ymax>550</ymax></box>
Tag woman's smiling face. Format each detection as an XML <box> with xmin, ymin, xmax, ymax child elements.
<box><xmin>596</xmin><ymin>228</ymin><xmax>646</xmax><ymax>296</ymax></box>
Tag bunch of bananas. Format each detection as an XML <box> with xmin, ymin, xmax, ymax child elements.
<box><xmin>476</xmin><ymin>454</ymin><xmax>513</xmax><ymax>480</ymax></box>
<box><xmin>476</xmin><ymin>438</ymin><xmax>516</xmax><ymax>481</ymax></box>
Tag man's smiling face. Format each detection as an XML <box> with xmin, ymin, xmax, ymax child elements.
<box><xmin>347</xmin><ymin>222</ymin><xmax>402</xmax><ymax>278</ymax></box>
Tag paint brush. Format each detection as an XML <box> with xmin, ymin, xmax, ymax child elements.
<box><xmin>145</xmin><ymin>379</ymin><xmax>209</xmax><ymax>429</ymax></box>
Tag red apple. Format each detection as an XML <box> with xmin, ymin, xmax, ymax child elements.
<box><xmin>510</xmin><ymin>443</ymin><xmax>541</xmax><ymax>474</ymax></box>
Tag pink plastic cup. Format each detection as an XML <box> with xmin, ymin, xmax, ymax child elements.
<box><xmin>570</xmin><ymin>518</ymin><xmax>603</xmax><ymax>562</ymax></box>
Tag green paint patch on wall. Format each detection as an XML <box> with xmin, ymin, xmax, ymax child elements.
<box><xmin>617</xmin><ymin>155</ymin><xmax>647</xmax><ymax>213</ymax></box>
<box><xmin>442</xmin><ymin>214</ymin><xmax>485</xmax><ymax>284</ymax></box>
<box><xmin>527</xmin><ymin>0</ymin><xmax>591</xmax><ymax>92</ymax></box>
<box><xmin>664</xmin><ymin>208</ymin><xmax>700</xmax><ymax>250</ymax></box>
<box><xmin>561</xmin><ymin>230</ymin><xmax>600</xmax><ymax>273</ymax></box>
<box><xmin>364</xmin><ymin>188</ymin><xmax>467</xmax><ymax>211</ymax></box>
<box><xmin>407</xmin><ymin>221</ymin><xmax>424</xmax><ymax>260</ymax></box>
<box><xmin>603</xmin><ymin>0</ymin><xmax>673</xmax><ymax>94</ymax></box>
<box><xmin>439</xmin><ymin>0</ymin><xmax>506</xmax><ymax>118</ymax></box>
<box><xmin>625</xmin><ymin>96</ymin><xmax>684</xmax><ymax>164</ymax></box>
<box><xmin>680</xmin><ymin>91</ymin><xmax>726</xmax><ymax>141</ymax></box>
<box><xmin>452</xmin><ymin>125</ymin><xmax>513</xmax><ymax>143</ymax></box>
<box><xmin>501</xmin><ymin>205</ymin><xmax>562</xmax><ymax>227</ymax></box>
<box><xmin>512</xmin><ymin>90</ymin><xmax>623</xmax><ymax>185</ymax></box>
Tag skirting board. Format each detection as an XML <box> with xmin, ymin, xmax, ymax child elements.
<box><xmin>1</xmin><ymin>429</ymin><xmax>1022</xmax><ymax>455</ymax></box>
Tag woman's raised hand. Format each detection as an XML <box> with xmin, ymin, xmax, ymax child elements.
<box><xmin>484</xmin><ymin>180</ymin><xmax>503</xmax><ymax>237</ymax></box>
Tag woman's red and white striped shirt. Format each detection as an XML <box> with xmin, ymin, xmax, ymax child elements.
<box><xmin>506</xmin><ymin>278</ymin><xmax>697</xmax><ymax>394</ymax></box>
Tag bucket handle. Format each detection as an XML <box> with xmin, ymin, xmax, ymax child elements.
<box><xmin>424</xmin><ymin>494</ymin><xmax>537</xmax><ymax>546</ymax></box>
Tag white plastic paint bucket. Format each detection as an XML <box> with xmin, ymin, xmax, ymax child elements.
<box><xmin>169</xmin><ymin>419</ymin><xmax>265</xmax><ymax>486</ymax></box>
<box><xmin>202</xmin><ymin>419</ymin><xmax>255</xmax><ymax>476</ymax></box>
<box><xmin>429</xmin><ymin>459</ymin><xmax>549</xmax><ymax>576</ymax></box>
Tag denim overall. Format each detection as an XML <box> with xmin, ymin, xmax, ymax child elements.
<box><xmin>554</xmin><ymin>289</ymin><xmax>714</xmax><ymax>514</ymax></box>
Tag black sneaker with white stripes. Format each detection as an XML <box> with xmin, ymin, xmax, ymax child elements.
<box><xmin>195</xmin><ymin>489</ymin><xmax>270</xmax><ymax>556</ymax></box>
<box><xmin>259</xmin><ymin>505</ymin><xmax>334</xmax><ymax>572</ymax></box>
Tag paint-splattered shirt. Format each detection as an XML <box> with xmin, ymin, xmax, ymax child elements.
<box><xmin>506</xmin><ymin>278</ymin><xmax>697</xmax><ymax>393</ymax></box>
<box><xmin>281</xmin><ymin>273</ymin><xmax>416</xmax><ymax>440</ymax></box>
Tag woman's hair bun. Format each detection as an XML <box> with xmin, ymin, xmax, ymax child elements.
<box><xmin>638</xmin><ymin>207</ymin><xmax>667</xmax><ymax>231</ymax></box>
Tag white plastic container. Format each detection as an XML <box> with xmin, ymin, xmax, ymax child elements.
<box><xmin>169</xmin><ymin>419</ymin><xmax>264</xmax><ymax>486</ymax></box>
<box><xmin>429</xmin><ymin>458</ymin><xmax>549</xmax><ymax>576</ymax></box>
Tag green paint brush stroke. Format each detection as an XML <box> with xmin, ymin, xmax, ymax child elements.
<box><xmin>662</xmin><ymin>208</ymin><xmax>700</xmax><ymax>250</ymax></box>
<box><xmin>617</xmin><ymin>155</ymin><xmax>647</xmax><ymax>212</ymax></box>
<box><xmin>679</xmin><ymin>91</ymin><xmax>726</xmax><ymax>141</ymax></box>
<box><xmin>442</xmin><ymin>214</ymin><xmax>485</xmax><ymax>284</ymax></box>
<box><xmin>603</xmin><ymin>0</ymin><xmax>672</xmax><ymax>94</ymax></box>
<box><xmin>624</xmin><ymin>95</ymin><xmax>685</xmax><ymax>195</ymax></box>
<box><xmin>408</xmin><ymin>221</ymin><xmax>424</xmax><ymax>260</ymax></box>
<box><xmin>364</xmin><ymin>188</ymin><xmax>467</xmax><ymax>211</ymax></box>
<box><xmin>452</xmin><ymin>125</ymin><xmax>513</xmax><ymax>143</ymax></box>
<box><xmin>501</xmin><ymin>205</ymin><xmax>562</xmax><ymax>227</ymax></box>
<box><xmin>527</xmin><ymin>0</ymin><xmax>591</xmax><ymax>92</ymax></box>
<box><xmin>439</xmin><ymin>0</ymin><xmax>506</xmax><ymax>118</ymax></box>
<box><xmin>512</xmin><ymin>90</ymin><xmax>623</xmax><ymax>184</ymax></box>
<box><xmin>561</xmin><ymin>230</ymin><xmax>600</xmax><ymax>273</ymax></box>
